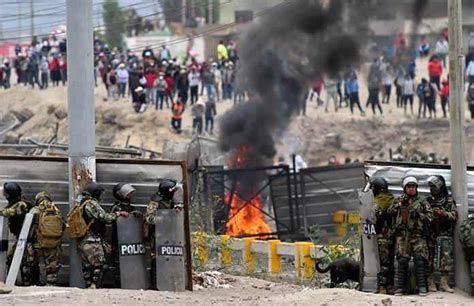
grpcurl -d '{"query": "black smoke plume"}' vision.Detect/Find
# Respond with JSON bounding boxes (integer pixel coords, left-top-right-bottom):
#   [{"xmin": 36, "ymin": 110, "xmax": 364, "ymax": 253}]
[{"xmin": 219, "ymin": 0, "xmax": 366, "ymax": 170}]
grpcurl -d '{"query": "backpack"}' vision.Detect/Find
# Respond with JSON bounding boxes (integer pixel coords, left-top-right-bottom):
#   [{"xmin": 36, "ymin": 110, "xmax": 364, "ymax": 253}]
[
  {"xmin": 66, "ymin": 198, "xmax": 92, "ymax": 240},
  {"xmin": 460, "ymin": 214, "xmax": 474, "ymax": 259},
  {"xmin": 37, "ymin": 200, "xmax": 64, "ymax": 248}
]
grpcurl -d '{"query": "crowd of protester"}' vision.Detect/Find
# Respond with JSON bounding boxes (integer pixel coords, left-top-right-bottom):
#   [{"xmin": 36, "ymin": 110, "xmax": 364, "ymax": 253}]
[
  {"xmin": 5, "ymin": 30, "xmax": 474, "ymax": 135},
  {"xmin": 0, "ymin": 35, "xmax": 241, "ymax": 136},
  {"xmin": 305, "ymin": 31, "xmax": 474, "ymax": 120}
]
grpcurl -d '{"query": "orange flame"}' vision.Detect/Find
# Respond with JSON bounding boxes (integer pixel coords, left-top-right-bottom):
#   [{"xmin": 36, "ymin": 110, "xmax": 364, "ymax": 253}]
[
  {"xmin": 225, "ymin": 192, "xmax": 272, "ymax": 238},
  {"xmin": 225, "ymin": 145, "xmax": 271, "ymax": 238}
]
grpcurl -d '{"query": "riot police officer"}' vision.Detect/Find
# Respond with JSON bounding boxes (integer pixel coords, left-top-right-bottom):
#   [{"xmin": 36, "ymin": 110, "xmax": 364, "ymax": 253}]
[
  {"xmin": 145, "ymin": 179, "xmax": 183, "ymax": 288},
  {"xmin": 371, "ymin": 177, "xmax": 395, "ymax": 294},
  {"xmin": 0, "ymin": 182, "xmax": 37, "ymax": 286},
  {"xmin": 426, "ymin": 175, "xmax": 456, "ymax": 293},
  {"xmin": 389, "ymin": 176, "xmax": 433, "ymax": 296}
]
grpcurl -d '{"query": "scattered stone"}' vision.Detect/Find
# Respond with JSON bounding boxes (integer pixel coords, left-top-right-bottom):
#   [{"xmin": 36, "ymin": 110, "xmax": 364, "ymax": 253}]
[
  {"xmin": 54, "ymin": 108, "xmax": 68, "ymax": 120},
  {"xmin": 0, "ymin": 282, "xmax": 12, "ymax": 294},
  {"xmin": 192, "ymin": 271, "xmax": 232, "ymax": 289},
  {"xmin": 2, "ymin": 132, "xmax": 19, "ymax": 144}
]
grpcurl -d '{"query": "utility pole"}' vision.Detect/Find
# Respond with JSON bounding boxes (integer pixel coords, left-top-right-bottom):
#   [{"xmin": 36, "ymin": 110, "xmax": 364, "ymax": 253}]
[
  {"xmin": 448, "ymin": 0, "xmax": 471, "ymax": 293},
  {"xmin": 182, "ymin": 0, "xmax": 187, "ymax": 26},
  {"xmin": 30, "ymin": 0, "xmax": 34, "ymax": 39},
  {"xmin": 66, "ymin": 0, "xmax": 95, "ymax": 288},
  {"xmin": 208, "ymin": 0, "xmax": 213, "ymax": 24},
  {"xmin": 18, "ymin": 2, "xmax": 22, "ymax": 42}
]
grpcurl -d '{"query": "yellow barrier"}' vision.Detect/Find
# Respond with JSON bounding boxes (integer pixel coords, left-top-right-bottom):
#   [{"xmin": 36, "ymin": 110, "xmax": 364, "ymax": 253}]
[
  {"xmin": 214, "ymin": 236, "xmax": 349, "ymax": 280},
  {"xmin": 268, "ymin": 240, "xmax": 281, "ymax": 274},
  {"xmin": 302, "ymin": 242, "xmax": 315, "ymax": 279},
  {"xmin": 220, "ymin": 235, "xmax": 232, "ymax": 268},
  {"xmin": 333, "ymin": 210, "xmax": 348, "ymax": 237},
  {"xmin": 243, "ymin": 238, "xmax": 256, "ymax": 274}
]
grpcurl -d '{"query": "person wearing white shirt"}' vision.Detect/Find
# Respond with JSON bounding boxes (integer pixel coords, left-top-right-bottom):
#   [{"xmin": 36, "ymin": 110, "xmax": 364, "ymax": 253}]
[
  {"xmin": 402, "ymin": 74, "xmax": 415, "ymax": 115},
  {"xmin": 435, "ymin": 37, "xmax": 449, "ymax": 68},
  {"xmin": 188, "ymin": 67, "xmax": 201, "ymax": 105}
]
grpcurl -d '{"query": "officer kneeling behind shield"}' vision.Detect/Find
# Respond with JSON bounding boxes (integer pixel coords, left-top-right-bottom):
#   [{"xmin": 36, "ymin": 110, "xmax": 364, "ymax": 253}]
[{"xmin": 145, "ymin": 179, "xmax": 183, "ymax": 289}]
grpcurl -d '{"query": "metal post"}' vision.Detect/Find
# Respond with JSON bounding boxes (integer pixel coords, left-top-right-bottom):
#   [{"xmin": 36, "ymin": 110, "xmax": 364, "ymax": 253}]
[
  {"xmin": 66, "ymin": 0, "xmax": 95, "ymax": 288},
  {"xmin": 182, "ymin": 0, "xmax": 187, "ymax": 25},
  {"xmin": 30, "ymin": 0, "xmax": 34, "ymax": 39},
  {"xmin": 18, "ymin": 2, "xmax": 22, "ymax": 41},
  {"xmin": 208, "ymin": 0, "xmax": 213, "ymax": 24},
  {"xmin": 448, "ymin": 0, "xmax": 471, "ymax": 293}
]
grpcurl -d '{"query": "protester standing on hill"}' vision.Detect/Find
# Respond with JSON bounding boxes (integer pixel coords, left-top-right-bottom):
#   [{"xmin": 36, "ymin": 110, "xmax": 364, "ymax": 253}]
[
  {"xmin": 325, "ymin": 77, "xmax": 339, "ymax": 112},
  {"xmin": 439, "ymin": 79, "xmax": 449, "ymax": 118},
  {"xmin": 380, "ymin": 59, "xmax": 393, "ymax": 104},
  {"xmin": 402, "ymin": 74, "xmax": 415, "ymax": 115},
  {"xmin": 435, "ymin": 36, "xmax": 449, "ymax": 68},
  {"xmin": 188, "ymin": 66, "xmax": 200, "ymax": 105},
  {"xmin": 428, "ymin": 55, "xmax": 443, "ymax": 91},
  {"xmin": 346, "ymin": 72, "xmax": 365, "ymax": 115},
  {"xmin": 171, "ymin": 96, "xmax": 185, "ymax": 134},
  {"xmin": 366, "ymin": 59, "xmax": 383, "ymax": 115},
  {"xmin": 205, "ymin": 96, "xmax": 217, "ymax": 135},
  {"xmin": 117, "ymin": 63, "xmax": 129, "ymax": 99}
]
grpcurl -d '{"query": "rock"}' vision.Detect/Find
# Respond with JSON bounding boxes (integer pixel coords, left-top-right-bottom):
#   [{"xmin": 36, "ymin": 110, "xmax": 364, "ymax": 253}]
[
  {"xmin": 324, "ymin": 133, "xmax": 342, "ymax": 149},
  {"xmin": 2, "ymin": 132, "xmax": 20, "ymax": 144},
  {"xmin": 12, "ymin": 108, "xmax": 34, "ymax": 123},
  {"xmin": 0, "ymin": 282, "xmax": 12, "ymax": 294},
  {"xmin": 102, "ymin": 111, "xmax": 118, "ymax": 125},
  {"xmin": 54, "ymin": 108, "xmax": 68, "ymax": 120}
]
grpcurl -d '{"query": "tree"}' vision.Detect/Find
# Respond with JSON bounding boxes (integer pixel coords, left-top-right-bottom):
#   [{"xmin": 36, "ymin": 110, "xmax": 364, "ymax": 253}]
[{"xmin": 102, "ymin": 0, "xmax": 126, "ymax": 49}]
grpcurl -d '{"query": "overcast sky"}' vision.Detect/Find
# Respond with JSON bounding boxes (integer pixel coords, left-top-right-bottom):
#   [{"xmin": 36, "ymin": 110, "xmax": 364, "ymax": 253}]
[{"xmin": 0, "ymin": 0, "xmax": 162, "ymax": 41}]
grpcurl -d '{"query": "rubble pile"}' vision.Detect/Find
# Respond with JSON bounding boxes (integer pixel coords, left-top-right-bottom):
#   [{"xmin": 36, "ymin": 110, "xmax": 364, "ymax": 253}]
[{"xmin": 192, "ymin": 271, "xmax": 234, "ymax": 290}]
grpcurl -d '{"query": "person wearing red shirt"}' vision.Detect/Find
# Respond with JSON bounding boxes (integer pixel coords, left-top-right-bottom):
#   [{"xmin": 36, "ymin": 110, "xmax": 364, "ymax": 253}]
[
  {"xmin": 164, "ymin": 72, "xmax": 174, "ymax": 105},
  {"xmin": 144, "ymin": 67, "xmax": 158, "ymax": 105},
  {"xmin": 428, "ymin": 55, "xmax": 443, "ymax": 90},
  {"xmin": 439, "ymin": 79, "xmax": 449, "ymax": 118},
  {"xmin": 171, "ymin": 95, "xmax": 185, "ymax": 134}
]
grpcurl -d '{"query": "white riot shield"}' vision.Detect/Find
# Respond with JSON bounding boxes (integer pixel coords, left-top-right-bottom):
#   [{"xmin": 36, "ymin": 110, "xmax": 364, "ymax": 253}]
[
  {"xmin": 6, "ymin": 213, "xmax": 34, "ymax": 286},
  {"xmin": 117, "ymin": 215, "xmax": 148, "ymax": 289},
  {"xmin": 359, "ymin": 183, "xmax": 380, "ymax": 292}
]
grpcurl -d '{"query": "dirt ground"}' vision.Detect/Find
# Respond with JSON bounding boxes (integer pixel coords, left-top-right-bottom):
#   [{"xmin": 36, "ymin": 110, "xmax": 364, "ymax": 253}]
[{"xmin": 0, "ymin": 275, "xmax": 472, "ymax": 305}]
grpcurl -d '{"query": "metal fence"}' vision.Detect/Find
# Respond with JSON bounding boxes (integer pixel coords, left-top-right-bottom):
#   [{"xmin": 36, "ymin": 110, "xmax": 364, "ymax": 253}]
[{"xmin": 0, "ymin": 155, "xmax": 192, "ymax": 289}]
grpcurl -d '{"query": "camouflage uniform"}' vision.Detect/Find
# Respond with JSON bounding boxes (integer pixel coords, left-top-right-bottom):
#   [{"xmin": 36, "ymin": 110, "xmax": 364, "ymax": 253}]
[
  {"xmin": 0, "ymin": 198, "xmax": 38, "ymax": 286},
  {"xmin": 374, "ymin": 192, "xmax": 395, "ymax": 293},
  {"xmin": 388, "ymin": 191, "xmax": 433, "ymax": 295},
  {"xmin": 29, "ymin": 195, "xmax": 63, "ymax": 286},
  {"xmin": 425, "ymin": 175, "xmax": 457, "ymax": 293},
  {"xmin": 145, "ymin": 195, "xmax": 175, "ymax": 260},
  {"xmin": 78, "ymin": 195, "xmax": 117, "ymax": 288}
]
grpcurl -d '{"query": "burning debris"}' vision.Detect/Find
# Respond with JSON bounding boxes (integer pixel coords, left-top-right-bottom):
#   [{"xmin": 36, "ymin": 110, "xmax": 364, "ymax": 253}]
[{"xmin": 224, "ymin": 146, "xmax": 272, "ymax": 238}]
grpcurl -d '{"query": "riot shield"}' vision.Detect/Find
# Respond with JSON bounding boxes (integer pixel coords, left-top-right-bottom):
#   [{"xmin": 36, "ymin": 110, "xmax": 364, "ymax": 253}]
[
  {"xmin": 359, "ymin": 183, "xmax": 380, "ymax": 292},
  {"xmin": 6, "ymin": 213, "xmax": 34, "ymax": 286},
  {"xmin": 117, "ymin": 215, "xmax": 148, "ymax": 289},
  {"xmin": 155, "ymin": 209, "xmax": 185, "ymax": 292},
  {"xmin": 0, "ymin": 216, "xmax": 8, "ymax": 282}
]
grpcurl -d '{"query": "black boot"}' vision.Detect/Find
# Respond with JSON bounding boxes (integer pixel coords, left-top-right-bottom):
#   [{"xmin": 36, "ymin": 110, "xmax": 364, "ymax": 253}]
[
  {"xmin": 414, "ymin": 256, "xmax": 428, "ymax": 296},
  {"xmin": 394, "ymin": 257, "xmax": 409, "ymax": 296}
]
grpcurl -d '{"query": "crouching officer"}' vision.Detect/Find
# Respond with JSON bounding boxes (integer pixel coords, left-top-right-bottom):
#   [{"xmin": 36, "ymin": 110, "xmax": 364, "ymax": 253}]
[
  {"xmin": 109, "ymin": 183, "xmax": 142, "ymax": 287},
  {"xmin": 389, "ymin": 177, "xmax": 433, "ymax": 296},
  {"xmin": 71, "ymin": 182, "xmax": 128, "ymax": 289},
  {"xmin": 145, "ymin": 179, "xmax": 183, "ymax": 288},
  {"xmin": 0, "ymin": 182, "xmax": 37, "ymax": 286},
  {"xmin": 371, "ymin": 177, "xmax": 395, "ymax": 294},
  {"xmin": 30, "ymin": 191, "xmax": 64, "ymax": 286},
  {"xmin": 426, "ymin": 175, "xmax": 456, "ymax": 293}
]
